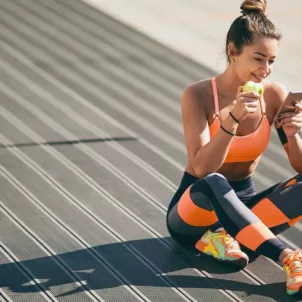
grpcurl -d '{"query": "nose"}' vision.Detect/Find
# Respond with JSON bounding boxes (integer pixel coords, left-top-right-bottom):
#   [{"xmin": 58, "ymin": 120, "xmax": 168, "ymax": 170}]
[{"xmin": 260, "ymin": 61, "xmax": 270, "ymax": 75}]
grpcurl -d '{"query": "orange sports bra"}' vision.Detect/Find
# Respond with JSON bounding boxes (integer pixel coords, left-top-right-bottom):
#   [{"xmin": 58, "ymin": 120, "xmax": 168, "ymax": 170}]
[{"xmin": 209, "ymin": 77, "xmax": 271, "ymax": 163}]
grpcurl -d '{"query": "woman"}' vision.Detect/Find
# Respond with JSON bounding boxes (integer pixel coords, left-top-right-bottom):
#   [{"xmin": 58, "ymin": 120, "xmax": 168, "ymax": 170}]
[{"xmin": 166, "ymin": 0, "xmax": 302, "ymax": 296}]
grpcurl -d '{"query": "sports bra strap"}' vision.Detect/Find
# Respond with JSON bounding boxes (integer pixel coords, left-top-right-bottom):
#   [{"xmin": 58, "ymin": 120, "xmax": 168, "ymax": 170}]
[
  {"xmin": 211, "ymin": 77, "xmax": 219, "ymax": 116},
  {"xmin": 259, "ymin": 96, "xmax": 266, "ymax": 115},
  {"xmin": 211, "ymin": 77, "xmax": 266, "ymax": 116}
]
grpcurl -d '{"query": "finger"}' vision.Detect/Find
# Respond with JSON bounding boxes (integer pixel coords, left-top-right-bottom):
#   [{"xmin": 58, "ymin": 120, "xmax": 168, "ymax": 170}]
[
  {"xmin": 277, "ymin": 111, "xmax": 302, "ymax": 120},
  {"xmin": 246, "ymin": 103, "xmax": 259, "ymax": 109},
  {"xmin": 280, "ymin": 117, "xmax": 302, "ymax": 126},
  {"xmin": 291, "ymin": 117, "xmax": 302, "ymax": 123},
  {"xmin": 240, "ymin": 91, "xmax": 261, "ymax": 98},
  {"xmin": 282, "ymin": 121, "xmax": 295, "ymax": 127},
  {"xmin": 241, "ymin": 97, "xmax": 259, "ymax": 103},
  {"xmin": 245, "ymin": 100, "xmax": 259, "ymax": 107},
  {"xmin": 281, "ymin": 117, "xmax": 294, "ymax": 124},
  {"xmin": 246, "ymin": 105, "xmax": 259, "ymax": 111},
  {"xmin": 294, "ymin": 103, "xmax": 302, "ymax": 112},
  {"xmin": 237, "ymin": 86, "xmax": 244, "ymax": 96},
  {"xmin": 246, "ymin": 108, "xmax": 258, "ymax": 114},
  {"xmin": 288, "ymin": 121, "xmax": 302, "ymax": 128},
  {"xmin": 295, "ymin": 102, "xmax": 302, "ymax": 108},
  {"xmin": 282, "ymin": 120, "xmax": 302, "ymax": 129},
  {"xmin": 278, "ymin": 112, "xmax": 297, "ymax": 119},
  {"xmin": 292, "ymin": 114, "xmax": 302, "ymax": 119}
]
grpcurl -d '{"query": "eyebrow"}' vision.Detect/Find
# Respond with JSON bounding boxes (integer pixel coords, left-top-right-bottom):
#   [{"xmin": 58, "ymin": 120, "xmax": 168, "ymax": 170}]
[{"xmin": 254, "ymin": 52, "xmax": 276, "ymax": 58}]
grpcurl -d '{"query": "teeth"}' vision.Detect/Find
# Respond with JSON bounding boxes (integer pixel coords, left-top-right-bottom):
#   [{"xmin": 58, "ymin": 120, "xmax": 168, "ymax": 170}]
[{"xmin": 254, "ymin": 74, "xmax": 264, "ymax": 80}]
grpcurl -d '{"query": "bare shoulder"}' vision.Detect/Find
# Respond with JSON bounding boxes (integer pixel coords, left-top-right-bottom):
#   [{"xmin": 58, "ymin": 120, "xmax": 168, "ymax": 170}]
[
  {"xmin": 262, "ymin": 80, "xmax": 288, "ymax": 119},
  {"xmin": 181, "ymin": 78, "xmax": 212, "ymax": 112},
  {"xmin": 263, "ymin": 80, "xmax": 288, "ymax": 109},
  {"xmin": 181, "ymin": 79, "xmax": 212, "ymax": 169}
]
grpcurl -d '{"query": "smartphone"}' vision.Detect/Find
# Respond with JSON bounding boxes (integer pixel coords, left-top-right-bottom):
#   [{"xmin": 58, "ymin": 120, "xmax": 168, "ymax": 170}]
[{"xmin": 278, "ymin": 91, "xmax": 302, "ymax": 115}]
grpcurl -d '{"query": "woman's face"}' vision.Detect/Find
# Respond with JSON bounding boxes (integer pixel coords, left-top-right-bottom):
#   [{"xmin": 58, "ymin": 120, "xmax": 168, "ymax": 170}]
[{"xmin": 232, "ymin": 37, "xmax": 278, "ymax": 83}]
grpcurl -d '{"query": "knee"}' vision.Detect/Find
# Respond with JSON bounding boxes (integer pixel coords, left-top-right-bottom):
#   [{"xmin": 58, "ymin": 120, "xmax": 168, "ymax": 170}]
[
  {"xmin": 190, "ymin": 180, "xmax": 213, "ymax": 211},
  {"xmin": 190, "ymin": 174, "xmax": 228, "ymax": 208},
  {"xmin": 204, "ymin": 173, "xmax": 227, "ymax": 181},
  {"xmin": 191, "ymin": 173, "xmax": 226, "ymax": 193},
  {"xmin": 203, "ymin": 173, "xmax": 229, "ymax": 189},
  {"xmin": 201, "ymin": 173, "xmax": 235, "ymax": 198}
]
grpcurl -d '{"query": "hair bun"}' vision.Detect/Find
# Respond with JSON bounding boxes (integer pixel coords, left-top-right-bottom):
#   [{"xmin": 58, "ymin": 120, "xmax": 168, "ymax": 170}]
[{"xmin": 240, "ymin": 0, "xmax": 267, "ymax": 15}]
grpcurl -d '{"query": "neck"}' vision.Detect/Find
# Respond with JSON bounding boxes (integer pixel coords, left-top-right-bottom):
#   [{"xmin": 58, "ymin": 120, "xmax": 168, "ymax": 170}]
[{"xmin": 215, "ymin": 67, "xmax": 245, "ymax": 100}]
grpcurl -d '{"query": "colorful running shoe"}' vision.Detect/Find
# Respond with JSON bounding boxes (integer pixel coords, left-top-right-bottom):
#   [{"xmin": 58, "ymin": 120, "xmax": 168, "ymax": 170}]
[
  {"xmin": 282, "ymin": 249, "xmax": 302, "ymax": 296},
  {"xmin": 195, "ymin": 229, "xmax": 249, "ymax": 267}
]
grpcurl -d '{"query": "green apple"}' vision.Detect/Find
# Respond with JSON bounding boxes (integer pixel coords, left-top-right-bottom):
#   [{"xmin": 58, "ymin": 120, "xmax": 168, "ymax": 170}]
[{"xmin": 243, "ymin": 81, "xmax": 264, "ymax": 96}]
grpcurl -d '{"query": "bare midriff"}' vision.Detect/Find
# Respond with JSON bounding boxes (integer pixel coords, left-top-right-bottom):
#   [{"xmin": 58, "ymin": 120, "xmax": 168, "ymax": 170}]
[{"xmin": 185, "ymin": 158, "xmax": 260, "ymax": 181}]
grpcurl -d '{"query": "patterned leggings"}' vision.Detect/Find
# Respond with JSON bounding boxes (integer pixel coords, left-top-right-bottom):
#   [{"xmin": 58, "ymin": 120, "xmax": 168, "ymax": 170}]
[{"xmin": 167, "ymin": 172, "xmax": 302, "ymax": 262}]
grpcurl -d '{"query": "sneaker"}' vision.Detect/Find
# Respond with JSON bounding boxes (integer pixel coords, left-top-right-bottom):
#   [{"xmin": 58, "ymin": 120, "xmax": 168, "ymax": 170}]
[
  {"xmin": 282, "ymin": 249, "xmax": 302, "ymax": 296},
  {"xmin": 195, "ymin": 229, "xmax": 249, "ymax": 268}
]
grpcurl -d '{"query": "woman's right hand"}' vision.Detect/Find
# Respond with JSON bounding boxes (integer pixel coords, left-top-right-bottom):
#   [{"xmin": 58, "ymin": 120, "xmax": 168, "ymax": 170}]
[{"xmin": 231, "ymin": 86, "xmax": 261, "ymax": 122}]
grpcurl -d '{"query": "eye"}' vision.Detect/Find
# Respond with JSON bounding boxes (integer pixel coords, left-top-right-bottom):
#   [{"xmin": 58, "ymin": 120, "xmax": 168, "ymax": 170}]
[
  {"xmin": 269, "ymin": 60, "xmax": 275, "ymax": 65},
  {"xmin": 255, "ymin": 58, "xmax": 262, "ymax": 62}
]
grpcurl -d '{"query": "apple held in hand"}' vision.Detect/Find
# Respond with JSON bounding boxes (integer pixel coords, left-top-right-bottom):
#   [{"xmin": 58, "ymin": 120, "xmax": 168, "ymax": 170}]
[{"xmin": 243, "ymin": 81, "xmax": 264, "ymax": 96}]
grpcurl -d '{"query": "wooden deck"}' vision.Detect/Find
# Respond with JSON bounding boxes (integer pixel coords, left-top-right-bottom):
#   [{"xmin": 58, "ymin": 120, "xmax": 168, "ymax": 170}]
[{"xmin": 0, "ymin": 1, "xmax": 301, "ymax": 301}]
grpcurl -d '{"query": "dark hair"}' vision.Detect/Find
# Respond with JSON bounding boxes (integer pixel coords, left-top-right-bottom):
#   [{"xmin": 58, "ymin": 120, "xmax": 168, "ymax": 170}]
[{"xmin": 226, "ymin": 0, "xmax": 282, "ymax": 63}]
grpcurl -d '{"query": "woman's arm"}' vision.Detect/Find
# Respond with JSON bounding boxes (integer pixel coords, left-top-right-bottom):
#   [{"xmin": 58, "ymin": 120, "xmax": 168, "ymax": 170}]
[
  {"xmin": 272, "ymin": 83, "xmax": 302, "ymax": 173},
  {"xmin": 286, "ymin": 133, "xmax": 302, "ymax": 173},
  {"xmin": 182, "ymin": 84, "xmax": 237, "ymax": 178},
  {"xmin": 182, "ymin": 83, "xmax": 258, "ymax": 178},
  {"xmin": 276, "ymin": 122, "xmax": 302, "ymax": 173}
]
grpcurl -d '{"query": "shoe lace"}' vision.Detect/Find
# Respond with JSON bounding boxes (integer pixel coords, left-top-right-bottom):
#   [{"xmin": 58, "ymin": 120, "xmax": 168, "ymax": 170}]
[
  {"xmin": 223, "ymin": 233, "xmax": 240, "ymax": 249},
  {"xmin": 283, "ymin": 249, "xmax": 302, "ymax": 277}
]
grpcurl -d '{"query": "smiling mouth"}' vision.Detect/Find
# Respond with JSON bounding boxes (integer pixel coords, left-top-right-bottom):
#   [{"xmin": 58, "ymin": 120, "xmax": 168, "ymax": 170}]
[{"xmin": 252, "ymin": 74, "xmax": 266, "ymax": 82}]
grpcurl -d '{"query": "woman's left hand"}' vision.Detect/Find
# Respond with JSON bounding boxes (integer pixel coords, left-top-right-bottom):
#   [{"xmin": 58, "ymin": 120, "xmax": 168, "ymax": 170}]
[{"xmin": 277, "ymin": 103, "xmax": 302, "ymax": 137}]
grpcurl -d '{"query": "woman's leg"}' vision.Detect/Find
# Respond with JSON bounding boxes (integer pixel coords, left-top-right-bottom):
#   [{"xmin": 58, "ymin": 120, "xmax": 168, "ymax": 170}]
[
  {"xmin": 245, "ymin": 174, "xmax": 302, "ymax": 235},
  {"xmin": 248, "ymin": 173, "xmax": 302, "ymax": 297},
  {"xmin": 168, "ymin": 173, "xmax": 302, "ymax": 255},
  {"xmin": 270, "ymin": 215, "xmax": 302, "ymax": 235},
  {"xmin": 168, "ymin": 172, "xmax": 302, "ymax": 294},
  {"xmin": 167, "ymin": 174, "xmax": 249, "ymax": 266},
  {"xmin": 166, "ymin": 172, "xmax": 208, "ymax": 246},
  {"xmin": 201, "ymin": 173, "xmax": 301, "ymax": 262},
  {"xmin": 167, "ymin": 183, "xmax": 218, "ymax": 245}
]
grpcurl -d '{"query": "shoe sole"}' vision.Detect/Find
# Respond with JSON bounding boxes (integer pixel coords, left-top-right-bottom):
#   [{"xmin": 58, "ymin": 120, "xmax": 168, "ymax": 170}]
[
  {"xmin": 200, "ymin": 251, "xmax": 249, "ymax": 269},
  {"xmin": 287, "ymin": 285, "xmax": 302, "ymax": 296}
]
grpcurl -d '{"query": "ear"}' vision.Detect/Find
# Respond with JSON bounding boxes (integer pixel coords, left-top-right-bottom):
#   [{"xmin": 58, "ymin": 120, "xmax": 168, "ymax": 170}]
[{"xmin": 227, "ymin": 42, "xmax": 237, "ymax": 62}]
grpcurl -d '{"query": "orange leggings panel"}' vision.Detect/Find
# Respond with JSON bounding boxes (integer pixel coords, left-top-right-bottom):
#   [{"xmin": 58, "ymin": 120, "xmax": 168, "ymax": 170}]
[
  {"xmin": 288, "ymin": 215, "xmax": 302, "ymax": 227},
  {"xmin": 235, "ymin": 222, "xmax": 276, "ymax": 251},
  {"xmin": 286, "ymin": 179, "xmax": 297, "ymax": 187},
  {"xmin": 177, "ymin": 186, "xmax": 218, "ymax": 227},
  {"xmin": 251, "ymin": 198, "xmax": 289, "ymax": 228}
]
